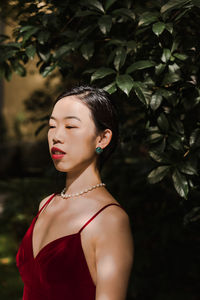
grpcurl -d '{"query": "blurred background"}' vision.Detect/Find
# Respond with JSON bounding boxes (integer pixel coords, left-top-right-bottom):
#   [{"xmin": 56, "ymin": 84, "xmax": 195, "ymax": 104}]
[{"xmin": 0, "ymin": 1, "xmax": 200, "ymax": 299}]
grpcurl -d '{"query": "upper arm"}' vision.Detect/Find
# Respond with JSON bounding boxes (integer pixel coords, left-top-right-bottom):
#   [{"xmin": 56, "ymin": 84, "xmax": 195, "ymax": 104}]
[{"xmin": 95, "ymin": 206, "xmax": 134, "ymax": 300}]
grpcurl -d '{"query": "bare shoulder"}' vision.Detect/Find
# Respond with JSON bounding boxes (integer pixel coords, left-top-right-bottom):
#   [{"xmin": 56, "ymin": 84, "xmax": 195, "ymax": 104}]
[
  {"xmin": 38, "ymin": 193, "xmax": 55, "ymax": 211},
  {"xmin": 92, "ymin": 195, "xmax": 133, "ymax": 242}
]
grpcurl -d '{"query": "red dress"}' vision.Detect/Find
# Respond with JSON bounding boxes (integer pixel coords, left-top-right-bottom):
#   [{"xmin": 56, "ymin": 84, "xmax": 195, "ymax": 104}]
[{"xmin": 16, "ymin": 193, "xmax": 123, "ymax": 300}]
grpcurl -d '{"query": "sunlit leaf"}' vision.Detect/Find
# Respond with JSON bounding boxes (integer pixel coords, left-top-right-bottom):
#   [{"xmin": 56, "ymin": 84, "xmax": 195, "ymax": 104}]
[
  {"xmin": 114, "ymin": 47, "xmax": 127, "ymax": 71},
  {"xmin": 26, "ymin": 45, "xmax": 36, "ymax": 59},
  {"xmin": 116, "ymin": 74, "xmax": 134, "ymax": 96},
  {"xmin": 112, "ymin": 8, "xmax": 135, "ymax": 20},
  {"xmin": 91, "ymin": 68, "xmax": 116, "ymax": 82},
  {"xmin": 161, "ymin": 48, "xmax": 171, "ymax": 63},
  {"xmin": 85, "ymin": 0, "xmax": 105, "ymax": 13},
  {"xmin": 150, "ymin": 93, "xmax": 163, "ymax": 110},
  {"xmin": 161, "ymin": 0, "xmax": 191, "ymax": 14},
  {"xmin": 132, "ymin": 82, "xmax": 152, "ymax": 106},
  {"xmin": 126, "ymin": 60, "xmax": 156, "ymax": 74},
  {"xmin": 148, "ymin": 166, "xmax": 170, "ymax": 184},
  {"xmin": 173, "ymin": 53, "xmax": 188, "ymax": 61},
  {"xmin": 103, "ymin": 82, "xmax": 117, "ymax": 94},
  {"xmin": 81, "ymin": 42, "xmax": 94, "ymax": 60},
  {"xmin": 138, "ymin": 12, "xmax": 159, "ymax": 26},
  {"xmin": 41, "ymin": 64, "xmax": 56, "ymax": 77},
  {"xmin": 172, "ymin": 169, "xmax": 189, "ymax": 199},
  {"xmin": 152, "ymin": 22, "xmax": 166, "ymax": 36},
  {"xmin": 98, "ymin": 15, "xmax": 112, "ymax": 34}
]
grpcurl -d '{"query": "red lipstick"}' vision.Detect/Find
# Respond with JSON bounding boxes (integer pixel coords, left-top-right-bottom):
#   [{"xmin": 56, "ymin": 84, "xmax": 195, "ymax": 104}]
[{"xmin": 51, "ymin": 147, "xmax": 66, "ymax": 160}]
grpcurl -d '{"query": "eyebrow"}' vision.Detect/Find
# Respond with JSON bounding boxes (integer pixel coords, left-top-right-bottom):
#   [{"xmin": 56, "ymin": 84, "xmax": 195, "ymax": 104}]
[{"xmin": 50, "ymin": 116, "xmax": 81, "ymax": 122}]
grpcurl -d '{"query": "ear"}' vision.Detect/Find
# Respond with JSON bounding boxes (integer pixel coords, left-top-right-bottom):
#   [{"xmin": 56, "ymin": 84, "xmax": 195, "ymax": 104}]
[{"xmin": 96, "ymin": 129, "xmax": 112, "ymax": 149}]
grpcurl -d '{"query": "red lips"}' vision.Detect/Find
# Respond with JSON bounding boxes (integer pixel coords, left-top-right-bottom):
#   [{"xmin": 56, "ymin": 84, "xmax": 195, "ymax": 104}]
[
  {"xmin": 51, "ymin": 147, "xmax": 66, "ymax": 160},
  {"xmin": 51, "ymin": 147, "xmax": 66, "ymax": 154}
]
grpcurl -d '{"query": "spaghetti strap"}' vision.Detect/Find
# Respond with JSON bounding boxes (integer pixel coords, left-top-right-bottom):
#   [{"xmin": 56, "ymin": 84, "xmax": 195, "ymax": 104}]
[
  {"xmin": 79, "ymin": 203, "xmax": 123, "ymax": 233},
  {"xmin": 35, "ymin": 193, "xmax": 57, "ymax": 218}
]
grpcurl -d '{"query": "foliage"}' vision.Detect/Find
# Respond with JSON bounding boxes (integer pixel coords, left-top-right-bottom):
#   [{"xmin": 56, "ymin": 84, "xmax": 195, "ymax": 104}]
[{"xmin": 1, "ymin": 0, "xmax": 200, "ymax": 199}]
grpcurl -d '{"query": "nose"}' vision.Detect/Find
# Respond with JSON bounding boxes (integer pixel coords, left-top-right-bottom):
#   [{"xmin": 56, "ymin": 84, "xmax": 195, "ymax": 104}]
[{"xmin": 52, "ymin": 128, "xmax": 64, "ymax": 144}]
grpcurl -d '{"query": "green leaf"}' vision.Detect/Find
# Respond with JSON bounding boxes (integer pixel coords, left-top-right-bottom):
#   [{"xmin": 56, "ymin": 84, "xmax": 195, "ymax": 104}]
[
  {"xmin": 168, "ymin": 63, "xmax": 180, "ymax": 73},
  {"xmin": 85, "ymin": 0, "xmax": 105, "ymax": 13},
  {"xmin": 19, "ymin": 25, "xmax": 38, "ymax": 33},
  {"xmin": 105, "ymin": 0, "xmax": 117, "ymax": 10},
  {"xmin": 132, "ymin": 82, "xmax": 152, "ymax": 106},
  {"xmin": 126, "ymin": 60, "xmax": 156, "ymax": 74},
  {"xmin": 41, "ymin": 64, "xmax": 56, "ymax": 77},
  {"xmin": 22, "ymin": 27, "xmax": 39, "ymax": 43},
  {"xmin": 11, "ymin": 61, "xmax": 26, "ymax": 76},
  {"xmin": 26, "ymin": 45, "xmax": 36, "ymax": 59},
  {"xmin": 148, "ymin": 132, "xmax": 164, "ymax": 144},
  {"xmin": 189, "ymin": 128, "xmax": 200, "ymax": 147},
  {"xmin": 161, "ymin": 0, "xmax": 191, "ymax": 14},
  {"xmin": 116, "ymin": 74, "xmax": 134, "ymax": 96},
  {"xmin": 38, "ymin": 31, "xmax": 50, "ymax": 45},
  {"xmin": 165, "ymin": 23, "xmax": 173, "ymax": 34},
  {"xmin": 155, "ymin": 63, "xmax": 166, "ymax": 75},
  {"xmin": 114, "ymin": 47, "xmax": 127, "ymax": 71},
  {"xmin": 98, "ymin": 15, "xmax": 112, "ymax": 34},
  {"xmin": 81, "ymin": 42, "xmax": 94, "ymax": 60},
  {"xmin": 179, "ymin": 162, "xmax": 198, "ymax": 175},
  {"xmin": 112, "ymin": 8, "xmax": 135, "ymax": 20},
  {"xmin": 161, "ymin": 48, "xmax": 171, "ymax": 63},
  {"xmin": 150, "ymin": 93, "xmax": 163, "ymax": 110},
  {"xmin": 149, "ymin": 151, "xmax": 169, "ymax": 163},
  {"xmin": 3, "ymin": 42, "xmax": 21, "ymax": 49},
  {"xmin": 148, "ymin": 166, "xmax": 170, "ymax": 184},
  {"xmin": 39, "ymin": 51, "xmax": 51, "ymax": 62},
  {"xmin": 91, "ymin": 68, "xmax": 116, "ymax": 82},
  {"xmin": 0, "ymin": 49, "xmax": 18, "ymax": 62},
  {"xmin": 168, "ymin": 134, "xmax": 184, "ymax": 151},
  {"xmin": 173, "ymin": 53, "xmax": 188, "ymax": 61},
  {"xmin": 54, "ymin": 44, "xmax": 72, "ymax": 59},
  {"xmin": 126, "ymin": 40, "xmax": 137, "ymax": 53},
  {"xmin": 157, "ymin": 113, "xmax": 169, "ymax": 132},
  {"xmin": 103, "ymin": 82, "xmax": 117, "ymax": 94},
  {"xmin": 138, "ymin": 12, "xmax": 159, "ymax": 27},
  {"xmin": 162, "ymin": 72, "xmax": 181, "ymax": 86},
  {"xmin": 172, "ymin": 169, "xmax": 189, "ymax": 199},
  {"xmin": 152, "ymin": 22, "xmax": 166, "ymax": 36}
]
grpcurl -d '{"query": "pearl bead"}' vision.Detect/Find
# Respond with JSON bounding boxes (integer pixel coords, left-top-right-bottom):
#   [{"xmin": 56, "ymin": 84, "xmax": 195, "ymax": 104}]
[{"xmin": 60, "ymin": 183, "xmax": 106, "ymax": 199}]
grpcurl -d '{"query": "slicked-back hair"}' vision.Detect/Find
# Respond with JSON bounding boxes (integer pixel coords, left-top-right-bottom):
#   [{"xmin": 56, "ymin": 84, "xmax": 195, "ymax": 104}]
[{"xmin": 55, "ymin": 85, "xmax": 119, "ymax": 171}]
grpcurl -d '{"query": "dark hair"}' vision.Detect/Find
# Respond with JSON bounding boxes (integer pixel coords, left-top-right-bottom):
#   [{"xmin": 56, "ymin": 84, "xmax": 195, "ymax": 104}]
[{"xmin": 55, "ymin": 85, "xmax": 119, "ymax": 171}]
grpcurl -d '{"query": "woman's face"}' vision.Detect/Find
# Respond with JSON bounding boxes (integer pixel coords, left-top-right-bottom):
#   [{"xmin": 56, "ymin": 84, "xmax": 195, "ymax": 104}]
[{"xmin": 48, "ymin": 95, "xmax": 99, "ymax": 173}]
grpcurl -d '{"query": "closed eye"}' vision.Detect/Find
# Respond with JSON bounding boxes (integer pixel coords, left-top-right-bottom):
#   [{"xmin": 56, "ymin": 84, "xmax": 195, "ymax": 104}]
[{"xmin": 66, "ymin": 126, "xmax": 76, "ymax": 129}]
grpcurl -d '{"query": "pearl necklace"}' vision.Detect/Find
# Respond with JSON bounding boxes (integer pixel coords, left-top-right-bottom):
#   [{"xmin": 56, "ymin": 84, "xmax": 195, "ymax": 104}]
[{"xmin": 60, "ymin": 182, "xmax": 106, "ymax": 199}]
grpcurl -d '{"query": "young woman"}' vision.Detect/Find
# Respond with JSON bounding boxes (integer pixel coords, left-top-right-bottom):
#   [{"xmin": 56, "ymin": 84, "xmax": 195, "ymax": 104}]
[{"xmin": 16, "ymin": 86, "xmax": 134, "ymax": 300}]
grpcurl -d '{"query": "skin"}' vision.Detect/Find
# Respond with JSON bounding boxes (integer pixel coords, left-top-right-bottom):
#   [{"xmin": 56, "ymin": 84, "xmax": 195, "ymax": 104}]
[{"xmin": 32, "ymin": 95, "xmax": 134, "ymax": 300}]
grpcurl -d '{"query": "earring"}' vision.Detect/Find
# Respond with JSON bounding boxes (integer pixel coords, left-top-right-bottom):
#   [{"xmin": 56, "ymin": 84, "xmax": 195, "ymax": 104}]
[{"xmin": 95, "ymin": 147, "xmax": 103, "ymax": 154}]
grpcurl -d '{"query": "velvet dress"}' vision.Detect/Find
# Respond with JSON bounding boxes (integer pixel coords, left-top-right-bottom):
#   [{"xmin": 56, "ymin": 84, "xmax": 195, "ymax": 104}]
[{"xmin": 16, "ymin": 193, "xmax": 122, "ymax": 300}]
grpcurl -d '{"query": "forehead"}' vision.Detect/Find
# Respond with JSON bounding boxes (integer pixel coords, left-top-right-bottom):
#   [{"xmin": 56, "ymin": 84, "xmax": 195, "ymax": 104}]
[{"xmin": 51, "ymin": 95, "xmax": 91, "ymax": 120}]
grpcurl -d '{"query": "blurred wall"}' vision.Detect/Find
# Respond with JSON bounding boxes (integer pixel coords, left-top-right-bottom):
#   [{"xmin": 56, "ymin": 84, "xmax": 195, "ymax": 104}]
[{"xmin": 2, "ymin": 24, "xmax": 47, "ymax": 139}]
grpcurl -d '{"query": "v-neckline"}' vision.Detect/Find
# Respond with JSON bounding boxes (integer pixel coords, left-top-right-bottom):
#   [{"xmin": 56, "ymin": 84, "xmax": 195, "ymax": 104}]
[{"xmin": 31, "ymin": 215, "xmax": 81, "ymax": 260}]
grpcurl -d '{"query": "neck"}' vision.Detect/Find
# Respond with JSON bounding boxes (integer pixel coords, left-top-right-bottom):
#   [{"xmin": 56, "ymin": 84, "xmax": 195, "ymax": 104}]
[{"xmin": 65, "ymin": 163, "xmax": 102, "ymax": 194}]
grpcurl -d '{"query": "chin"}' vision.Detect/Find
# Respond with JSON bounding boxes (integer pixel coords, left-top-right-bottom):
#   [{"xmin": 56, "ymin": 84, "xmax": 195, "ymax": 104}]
[{"xmin": 52, "ymin": 161, "xmax": 73, "ymax": 173}]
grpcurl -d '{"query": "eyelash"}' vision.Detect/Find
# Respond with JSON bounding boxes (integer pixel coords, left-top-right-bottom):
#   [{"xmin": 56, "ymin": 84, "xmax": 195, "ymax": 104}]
[{"xmin": 48, "ymin": 126, "xmax": 75, "ymax": 129}]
